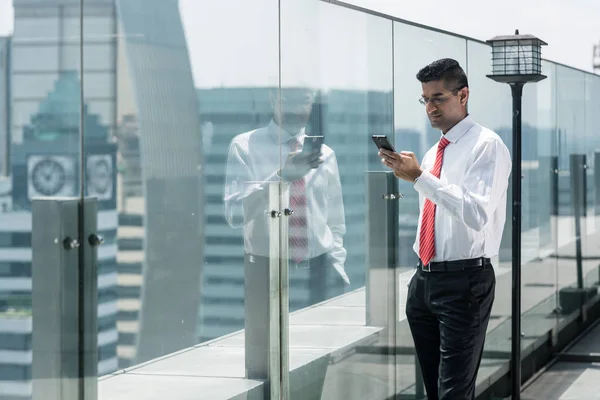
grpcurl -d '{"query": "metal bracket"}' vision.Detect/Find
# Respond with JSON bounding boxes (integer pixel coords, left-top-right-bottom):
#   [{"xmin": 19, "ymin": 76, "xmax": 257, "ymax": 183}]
[
  {"xmin": 382, "ymin": 193, "xmax": 403, "ymax": 200},
  {"xmin": 88, "ymin": 234, "xmax": 104, "ymax": 247},
  {"xmin": 270, "ymin": 210, "xmax": 282, "ymax": 218},
  {"xmin": 63, "ymin": 237, "xmax": 80, "ymax": 250},
  {"xmin": 554, "ymin": 352, "xmax": 600, "ymax": 363}
]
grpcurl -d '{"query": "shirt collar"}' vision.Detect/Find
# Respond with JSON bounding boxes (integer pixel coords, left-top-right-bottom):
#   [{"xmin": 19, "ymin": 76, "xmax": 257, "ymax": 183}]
[
  {"xmin": 442, "ymin": 114, "xmax": 475, "ymax": 143},
  {"xmin": 268, "ymin": 119, "xmax": 306, "ymax": 145}
]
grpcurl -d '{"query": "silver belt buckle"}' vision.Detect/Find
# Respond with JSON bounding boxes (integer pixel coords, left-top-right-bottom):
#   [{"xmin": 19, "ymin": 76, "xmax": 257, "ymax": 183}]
[{"xmin": 422, "ymin": 263, "xmax": 431, "ymax": 272}]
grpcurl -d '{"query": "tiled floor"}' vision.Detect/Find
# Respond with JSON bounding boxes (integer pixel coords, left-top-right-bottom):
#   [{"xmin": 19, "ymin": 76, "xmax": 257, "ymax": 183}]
[
  {"xmin": 522, "ymin": 323, "xmax": 600, "ymax": 400},
  {"xmin": 98, "ymin": 218, "xmax": 600, "ymax": 399}
]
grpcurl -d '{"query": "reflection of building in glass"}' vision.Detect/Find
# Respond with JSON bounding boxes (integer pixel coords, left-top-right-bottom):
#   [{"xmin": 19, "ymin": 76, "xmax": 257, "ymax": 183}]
[
  {"xmin": 0, "ymin": 36, "xmax": 10, "ymax": 177},
  {"xmin": 0, "ymin": 1, "xmax": 119, "ymax": 397},
  {"xmin": 196, "ymin": 88, "xmax": 271, "ymax": 341},
  {"xmin": 116, "ymin": 0, "xmax": 204, "ymax": 366},
  {"xmin": 115, "ymin": 114, "xmax": 141, "ymax": 210},
  {"xmin": 0, "ymin": 71, "xmax": 118, "ymax": 399},
  {"xmin": 113, "ymin": 114, "xmax": 144, "ymax": 369},
  {"xmin": 2, "ymin": 0, "xmax": 204, "ymax": 374},
  {"xmin": 112, "ymin": 113, "xmax": 144, "ymax": 367}
]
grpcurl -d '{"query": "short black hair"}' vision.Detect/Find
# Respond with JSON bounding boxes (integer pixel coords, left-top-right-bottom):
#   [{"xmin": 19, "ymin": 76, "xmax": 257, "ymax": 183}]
[{"xmin": 416, "ymin": 58, "xmax": 469, "ymax": 91}]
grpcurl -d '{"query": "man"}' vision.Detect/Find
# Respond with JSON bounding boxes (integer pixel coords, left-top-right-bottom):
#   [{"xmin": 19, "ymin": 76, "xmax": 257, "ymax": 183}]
[
  {"xmin": 379, "ymin": 58, "xmax": 512, "ymax": 399},
  {"xmin": 223, "ymin": 87, "xmax": 349, "ymax": 378}
]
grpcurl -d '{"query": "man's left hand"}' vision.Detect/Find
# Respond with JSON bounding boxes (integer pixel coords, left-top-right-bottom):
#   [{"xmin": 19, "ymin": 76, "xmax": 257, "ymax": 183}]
[{"xmin": 379, "ymin": 149, "xmax": 423, "ymax": 182}]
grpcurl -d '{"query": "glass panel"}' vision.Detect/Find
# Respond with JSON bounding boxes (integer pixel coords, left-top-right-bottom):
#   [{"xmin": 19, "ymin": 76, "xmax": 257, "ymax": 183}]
[
  {"xmin": 0, "ymin": 39, "xmax": 8, "ymax": 177},
  {"xmin": 280, "ymin": 0, "xmax": 395, "ymax": 397},
  {"xmin": 13, "ymin": 18, "xmax": 60, "ymax": 42},
  {"xmin": 590, "ymin": 73, "xmax": 600, "ymax": 289},
  {"xmin": 584, "ymin": 73, "xmax": 600, "ymax": 270},
  {"xmin": 396, "ymin": 28, "xmax": 509, "ymax": 396},
  {"xmin": 12, "ymin": 73, "xmax": 61, "ymax": 100},
  {"xmin": 531, "ymin": 60, "xmax": 563, "ymax": 337},
  {"xmin": 521, "ymin": 59, "xmax": 563, "ymax": 355},
  {"xmin": 555, "ymin": 65, "xmax": 594, "ymax": 316},
  {"xmin": 191, "ymin": 0, "xmax": 280, "ymax": 378},
  {"xmin": 521, "ymin": 74, "xmax": 540, "ymax": 270},
  {"xmin": 93, "ymin": 0, "xmax": 283, "ymax": 396},
  {"xmin": 63, "ymin": 17, "xmax": 116, "ymax": 41},
  {"xmin": 394, "ymin": 25, "xmax": 467, "ymax": 154},
  {"xmin": 395, "ymin": 24, "xmax": 477, "ymax": 399},
  {"xmin": 536, "ymin": 61, "xmax": 558, "ymax": 263},
  {"xmin": 86, "ymin": 100, "xmax": 116, "ymax": 128},
  {"xmin": 396, "ymin": 22, "xmax": 485, "ymax": 399},
  {"xmin": 13, "ymin": 101, "xmax": 55, "ymax": 132},
  {"xmin": 61, "ymin": 44, "xmax": 116, "ymax": 71},
  {"xmin": 56, "ymin": 1, "xmax": 600, "ymax": 399},
  {"xmin": 464, "ymin": 39, "xmax": 516, "ymax": 375},
  {"xmin": 12, "ymin": 46, "xmax": 59, "ymax": 71},
  {"xmin": 394, "ymin": 24, "xmax": 471, "ymax": 398},
  {"xmin": 394, "ymin": 23, "xmax": 467, "ymax": 276},
  {"xmin": 1, "ymin": 5, "xmax": 82, "ymax": 400},
  {"xmin": 79, "ymin": 72, "xmax": 115, "ymax": 99},
  {"xmin": 88, "ymin": 2, "xmax": 196, "ymax": 376},
  {"xmin": 82, "ymin": 1, "xmax": 119, "ymax": 380}
]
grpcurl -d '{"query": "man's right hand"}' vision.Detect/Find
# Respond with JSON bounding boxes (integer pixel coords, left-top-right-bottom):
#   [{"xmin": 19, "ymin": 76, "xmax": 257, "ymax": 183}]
[{"xmin": 280, "ymin": 150, "xmax": 323, "ymax": 181}]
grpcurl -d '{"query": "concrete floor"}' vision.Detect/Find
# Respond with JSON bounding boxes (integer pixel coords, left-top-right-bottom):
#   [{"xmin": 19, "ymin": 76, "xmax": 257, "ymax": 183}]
[
  {"xmin": 522, "ymin": 323, "xmax": 600, "ymax": 400},
  {"xmin": 98, "ymin": 215, "xmax": 600, "ymax": 399}
]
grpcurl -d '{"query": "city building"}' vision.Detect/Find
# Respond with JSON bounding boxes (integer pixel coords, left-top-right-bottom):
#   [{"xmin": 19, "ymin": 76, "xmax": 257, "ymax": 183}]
[{"xmin": 0, "ymin": 36, "xmax": 10, "ymax": 176}]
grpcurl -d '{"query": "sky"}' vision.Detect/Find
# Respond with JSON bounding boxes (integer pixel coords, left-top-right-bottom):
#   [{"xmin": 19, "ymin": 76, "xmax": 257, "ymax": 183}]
[
  {"xmin": 0, "ymin": 0, "xmax": 595, "ymax": 137},
  {"xmin": 0, "ymin": 0, "xmax": 598, "ymax": 89},
  {"xmin": 343, "ymin": 0, "xmax": 599, "ymax": 74}
]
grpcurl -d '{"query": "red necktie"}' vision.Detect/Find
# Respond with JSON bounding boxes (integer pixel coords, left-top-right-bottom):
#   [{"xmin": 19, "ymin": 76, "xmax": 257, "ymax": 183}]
[
  {"xmin": 419, "ymin": 137, "xmax": 450, "ymax": 266},
  {"xmin": 288, "ymin": 139, "xmax": 308, "ymax": 263}
]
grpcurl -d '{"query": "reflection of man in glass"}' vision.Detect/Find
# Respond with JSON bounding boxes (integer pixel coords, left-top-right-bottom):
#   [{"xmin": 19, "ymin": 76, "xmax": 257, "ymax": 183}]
[
  {"xmin": 224, "ymin": 87, "xmax": 348, "ymax": 378},
  {"xmin": 224, "ymin": 88, "xmax": 349, "ymax": 290},
  {"xmin": 379, "ymin": 59, "xmax": 511, "ymax": 399}
]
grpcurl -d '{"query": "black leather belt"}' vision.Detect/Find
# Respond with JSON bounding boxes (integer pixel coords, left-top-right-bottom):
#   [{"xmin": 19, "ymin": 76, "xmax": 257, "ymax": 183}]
[{"xmin": 419, "ymin": 257, "xmax": 491, "ymax": 272}]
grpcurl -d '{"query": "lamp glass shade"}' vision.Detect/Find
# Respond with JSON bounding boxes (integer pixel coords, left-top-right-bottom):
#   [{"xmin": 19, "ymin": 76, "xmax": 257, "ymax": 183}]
[{"xmin": 487, "ymin": 33, "xmax": 547, "ymax": 77}]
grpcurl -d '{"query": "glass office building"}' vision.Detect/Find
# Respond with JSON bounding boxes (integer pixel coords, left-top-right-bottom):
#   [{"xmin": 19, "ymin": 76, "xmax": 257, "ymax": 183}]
[
  {"xmin": 0, "ymin": 36, "xmax": 10, "ymax": 177},
  {"xmin": 0, "ymin": 0, "xmax": 599, "ymax": 399}
]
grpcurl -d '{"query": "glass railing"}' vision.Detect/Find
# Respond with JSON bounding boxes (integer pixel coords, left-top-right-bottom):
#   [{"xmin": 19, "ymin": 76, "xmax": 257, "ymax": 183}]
[{"xmin": 0, "ymin": 0, "xmax": 599, "ymax": 399}]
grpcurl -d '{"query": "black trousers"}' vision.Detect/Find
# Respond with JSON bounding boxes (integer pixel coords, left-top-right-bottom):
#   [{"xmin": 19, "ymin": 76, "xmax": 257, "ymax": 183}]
[{"xmin": 406, "ymin": 263, "xmax": 495, "ymax": 400}]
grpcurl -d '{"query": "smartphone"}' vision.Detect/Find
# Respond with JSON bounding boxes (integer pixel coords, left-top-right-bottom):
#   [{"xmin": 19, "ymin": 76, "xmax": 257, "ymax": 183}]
[
  {"xmin": 372, "ymin": 135, "xmax": 395, "ymax": 152},
  {"xmin": 301, "ymin": 135, "xmax": 324, "ymax": 155}
]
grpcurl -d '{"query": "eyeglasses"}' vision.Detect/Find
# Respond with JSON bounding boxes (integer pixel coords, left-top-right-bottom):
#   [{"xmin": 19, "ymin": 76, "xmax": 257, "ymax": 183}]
[
  {"xmin": 418, "ymin": 86, "xmax": 466, "ymax": 106},
  {"xmin": 418, "ymin": 95, "xmax": 452, "ymax": 106}
]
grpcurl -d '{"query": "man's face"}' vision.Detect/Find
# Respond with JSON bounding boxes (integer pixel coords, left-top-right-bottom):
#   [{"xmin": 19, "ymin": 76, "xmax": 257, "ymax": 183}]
[
  {"xmin": 271, "ymin": 88, "xmax": 315, "ymax": 133},
  {"xmin": 420, "ymin": 80, "xmax": 468, "ymax": 132}
]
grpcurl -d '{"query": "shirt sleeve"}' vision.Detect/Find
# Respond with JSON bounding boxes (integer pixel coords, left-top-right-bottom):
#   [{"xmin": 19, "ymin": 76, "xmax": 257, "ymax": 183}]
[
  {"xmin": 223, "ymin": 140, "xmax": 278, "ymax": 229},
  {"xmin": 413, "ymin": 138, "xmax": 512, "ymax": 232},
  {"xmin": 325, "ymin": 152, "xmax": 349, "ymax": 284}
]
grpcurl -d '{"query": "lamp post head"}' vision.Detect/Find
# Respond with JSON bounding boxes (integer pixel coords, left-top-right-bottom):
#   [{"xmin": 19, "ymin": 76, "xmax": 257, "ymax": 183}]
[{"xmin": 486, "ymin": 30, "xmax": 547, "ymax": 84}]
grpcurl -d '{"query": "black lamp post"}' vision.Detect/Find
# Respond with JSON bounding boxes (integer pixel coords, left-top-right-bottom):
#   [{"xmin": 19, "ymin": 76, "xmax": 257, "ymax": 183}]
[{"xmin": 486, "ymin": 29, "xmax": 547, "ymax": 400}]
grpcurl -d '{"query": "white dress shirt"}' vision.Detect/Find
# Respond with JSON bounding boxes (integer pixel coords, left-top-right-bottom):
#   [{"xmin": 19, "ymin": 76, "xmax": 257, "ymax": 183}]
[
  {"xmin": 413, "ymin": 114, "xmax": 512, "ymax": 262},
  {"xmin": 224, "ymin": 120, "xmax": 348, "ymax": 283}
]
